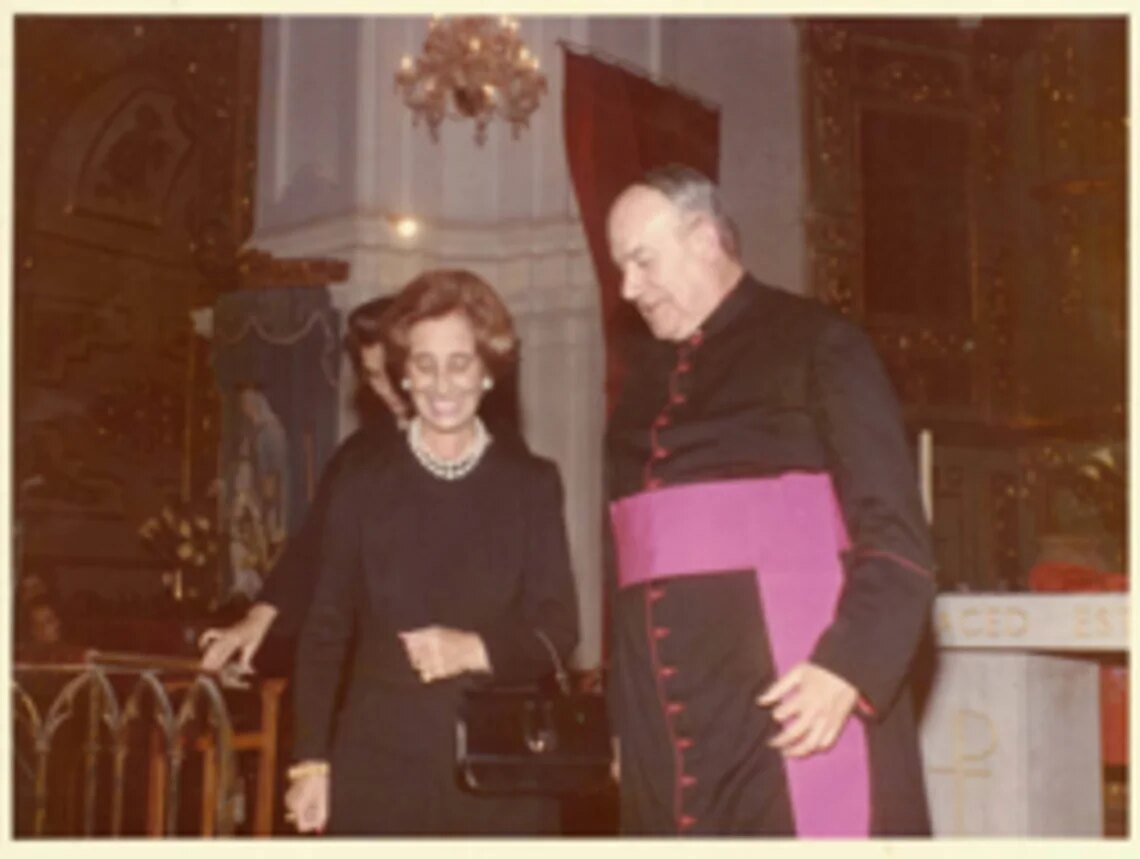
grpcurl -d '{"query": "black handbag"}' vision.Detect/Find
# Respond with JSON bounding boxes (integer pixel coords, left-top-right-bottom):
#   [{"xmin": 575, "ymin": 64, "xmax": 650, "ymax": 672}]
[{"xmin": 455, "ymin": 629, "xmax": 612, "ymax": 796}]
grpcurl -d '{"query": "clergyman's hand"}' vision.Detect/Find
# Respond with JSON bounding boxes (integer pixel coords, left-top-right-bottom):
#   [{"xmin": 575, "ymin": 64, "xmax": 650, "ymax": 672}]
[{"xmin": 757, "ymin": 662, "xmax": 858, "ymax": 759}]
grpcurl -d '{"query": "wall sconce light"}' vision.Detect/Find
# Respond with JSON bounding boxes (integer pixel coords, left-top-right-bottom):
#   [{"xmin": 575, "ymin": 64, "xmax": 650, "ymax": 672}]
[{"xmin": 388, "ymin": 215, "xmax": 420, "ymax": 239}]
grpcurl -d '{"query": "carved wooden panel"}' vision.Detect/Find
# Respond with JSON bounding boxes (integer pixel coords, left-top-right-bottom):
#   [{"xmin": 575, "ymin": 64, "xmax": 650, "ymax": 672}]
[
  {"xmin": 802, "ymin": 18, "xmax": 1124, "ymax": 429},
  {"xmin": 14, "ymin": 17, "xmax": 260, "ymax": 580},
  {"xmin": 802, "ymin": 19, "xmax": 1011, "ymax": 422}
]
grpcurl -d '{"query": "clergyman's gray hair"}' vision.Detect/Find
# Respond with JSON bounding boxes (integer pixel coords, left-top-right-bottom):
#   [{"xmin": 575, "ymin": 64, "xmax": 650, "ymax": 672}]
[{"xmin": 641, "ymin": 164, "xmax": 741, "ymax": 260}]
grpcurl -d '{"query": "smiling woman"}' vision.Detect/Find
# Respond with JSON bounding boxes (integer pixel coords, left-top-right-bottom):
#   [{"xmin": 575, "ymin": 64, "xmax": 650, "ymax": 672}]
[
  {"xmin": 384, "ymin": 269, "xmax": 518, "ymax": 463},
  {"xmin": 285, "ymin": 268, "xmax": 579, "ymax": 836}
]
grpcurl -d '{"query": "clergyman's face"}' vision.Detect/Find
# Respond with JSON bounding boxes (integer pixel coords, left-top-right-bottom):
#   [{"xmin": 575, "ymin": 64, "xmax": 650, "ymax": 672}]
[
  {"xmin": 606, "ymin": 186, "xmax": 708, "ymax": 342},
  {"xmin": 404, "ymin": 312, "xmax": 487, "ymax": 437}
]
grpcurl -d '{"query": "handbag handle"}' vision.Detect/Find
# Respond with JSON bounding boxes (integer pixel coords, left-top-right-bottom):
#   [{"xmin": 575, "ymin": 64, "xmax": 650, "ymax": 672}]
[{"xmin": 534, "ymin": 628, "xmax": 571, "ymax": 696}]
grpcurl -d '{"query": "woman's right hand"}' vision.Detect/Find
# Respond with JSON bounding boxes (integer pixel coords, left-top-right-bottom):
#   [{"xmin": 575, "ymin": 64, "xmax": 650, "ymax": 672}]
[
  {"xmin": 284, "ymin": 767, "xmax": 329, "ymax": 833},
  {"xmin": 198, "ymin": 603, "xmax": 278, "ymax": 675}
]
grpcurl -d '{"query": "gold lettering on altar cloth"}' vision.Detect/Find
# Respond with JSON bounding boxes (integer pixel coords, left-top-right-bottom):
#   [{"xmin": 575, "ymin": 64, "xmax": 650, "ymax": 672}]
[
  {"xmin": 956, "ymin": 606, "xmax": 1029, "ymax": 640},
  {"xmin": 936, "ymin": 609, "xmax": 954, "ymax": 639},
  {"xmin": 1073, "ymin": 604, "xmax": 1129, "ymax": 641},
  {"xmin": 927, "ymin": 709, "xmax": 998, "ymax": 835}
]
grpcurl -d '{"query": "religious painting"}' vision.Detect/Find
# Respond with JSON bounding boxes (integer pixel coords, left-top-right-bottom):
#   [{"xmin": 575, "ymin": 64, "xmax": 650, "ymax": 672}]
[
  {"xmin": 224, "ymin": 385, "xmax": 291, "ymax": 599},
  {"xmin": 210, "ymin": 285, "xmax": 340, "ymax": 605}
]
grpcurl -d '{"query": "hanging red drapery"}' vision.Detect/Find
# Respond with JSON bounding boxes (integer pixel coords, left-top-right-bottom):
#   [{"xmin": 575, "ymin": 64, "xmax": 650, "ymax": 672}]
[
  {"xmin": 561, "ymin": 43, "xmax": 720, "ymax": 414},
  {"xmin": 562, "ymin": 44, "xmax": 720, "ymax": 672}
]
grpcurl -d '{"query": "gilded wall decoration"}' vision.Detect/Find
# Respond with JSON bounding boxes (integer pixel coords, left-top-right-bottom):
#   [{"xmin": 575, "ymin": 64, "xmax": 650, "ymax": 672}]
[
  {"xmin": 988, "ymin": 471, "xmax": 1023, "ymax": 588},
  {"xmin": 25, "ymin": 295, "xmax": 133, "ymax": 385},
  {"xmin": 803, "ymin": 211, "xmax": 857, "ymax": 316},
  {"xmin": 14, "ymin": 18, "xmax": 260, "ymax": 575},
  {"xmin": 801, "ymin": 20, "xmax": 1126, "ymax": 588},
  {"xmin": 76, "ymin": 89, "xmax": 193, "ymax": 227},
  {"xmin": 19, "ymin": 422, "xmax": 128, "ymax": 516},
  {"xmin": 235, "ymin": 248, "xmax": 352, "ymax": 290},
  {"xmin": 802, "ymin": 20, "xmax": 1000, "ymax": 426},
  {"xmin": 800, "ymin": 21, "xmax": 854, "ymax": 208},
  {"xmin": 1027, "ymin": 19, "xmax": 1125, "ymax": 423},
  {"xmin": 855, "ymin": 45, "xmax": 965, "ymax": 106}
]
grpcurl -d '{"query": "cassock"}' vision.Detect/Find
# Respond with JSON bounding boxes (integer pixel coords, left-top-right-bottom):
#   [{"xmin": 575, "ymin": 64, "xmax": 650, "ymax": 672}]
[{"xmin": 605, "ymin": 275, "xmax": 936, "ymax": 836}]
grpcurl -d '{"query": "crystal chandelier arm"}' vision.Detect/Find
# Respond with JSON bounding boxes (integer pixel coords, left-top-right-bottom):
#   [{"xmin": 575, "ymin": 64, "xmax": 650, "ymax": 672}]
[{"xmin": 394, "ymin": 15, "xmax": 548, "ymax": 145}]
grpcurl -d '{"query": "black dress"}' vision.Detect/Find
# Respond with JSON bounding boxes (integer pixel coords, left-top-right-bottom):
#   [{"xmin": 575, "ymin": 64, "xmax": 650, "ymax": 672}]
[
  {"xmin": 605, "ymin": 275, "xmax": 936, "ymax": 835},
  {"xmin": 258, "ymin": 395, "xmax": 526, "ymax": 659},
  {"xmin": 292, "ymin": 435, "xmax": 580, "ymax": 835}
]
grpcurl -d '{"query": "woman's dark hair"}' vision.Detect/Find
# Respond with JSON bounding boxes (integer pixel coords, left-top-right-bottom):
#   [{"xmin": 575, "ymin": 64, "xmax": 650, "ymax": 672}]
[
  {"xmin": 382, "ymin": 269, "xmax": 523, "ymax": 438},
  {"xmin": 343, "ymin": 295, "xmax": 398, "ymax": 425}
]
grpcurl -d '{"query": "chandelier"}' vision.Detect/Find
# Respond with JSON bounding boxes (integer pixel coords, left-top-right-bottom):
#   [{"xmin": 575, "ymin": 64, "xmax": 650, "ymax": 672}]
[{"xmin": 394, "ymin": 15, "xmax": 547, "ymax": 145}]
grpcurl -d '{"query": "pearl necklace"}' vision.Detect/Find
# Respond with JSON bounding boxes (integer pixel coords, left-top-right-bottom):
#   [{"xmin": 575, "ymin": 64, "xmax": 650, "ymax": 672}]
[{"xmin": 407, "ymin": 416, "xmax": 491, "ymax": 481}]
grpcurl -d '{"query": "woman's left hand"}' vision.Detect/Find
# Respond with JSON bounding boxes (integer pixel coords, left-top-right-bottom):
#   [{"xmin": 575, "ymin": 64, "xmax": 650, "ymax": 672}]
[{"xmin": 398, "ymin": 626, "xmax": 490, "ymax": 683}]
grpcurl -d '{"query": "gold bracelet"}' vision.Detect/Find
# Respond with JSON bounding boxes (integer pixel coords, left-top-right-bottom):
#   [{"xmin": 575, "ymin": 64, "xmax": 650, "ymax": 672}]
[{"xmin": 287, "ymin": 760, "xmax": 330, "ymax": 781}]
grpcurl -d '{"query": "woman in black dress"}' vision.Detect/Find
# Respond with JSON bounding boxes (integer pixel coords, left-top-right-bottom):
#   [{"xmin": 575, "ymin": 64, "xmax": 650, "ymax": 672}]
[
  {"xmin": 198, "ymin": 296, "xmax": 409, "ymax": 675},
  {"xmin": 285, "ymin": 269, "xmax": 579, "ymax": 835}
]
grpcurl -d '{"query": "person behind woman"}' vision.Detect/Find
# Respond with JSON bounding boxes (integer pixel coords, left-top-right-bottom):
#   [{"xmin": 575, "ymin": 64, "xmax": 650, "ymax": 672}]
[
  {"xmin": 285, "ymin": 269, "xmax": 579, "ymax": 835},
  {"xmin": 199, "ymin": 296, "xmax": 409, "ymax": 675}
]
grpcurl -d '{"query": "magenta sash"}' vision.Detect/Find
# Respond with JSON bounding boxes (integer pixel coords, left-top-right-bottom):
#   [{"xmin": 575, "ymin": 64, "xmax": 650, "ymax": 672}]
[{"xmin": 609, "ymin": 473, "xmax": 871, "ymax": 837}]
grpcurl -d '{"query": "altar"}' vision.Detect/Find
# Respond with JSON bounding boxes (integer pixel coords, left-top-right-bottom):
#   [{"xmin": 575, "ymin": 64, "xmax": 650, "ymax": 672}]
[{"xmin": 921, "ymin": 593, "xmax": 1129, "ymax": 836}]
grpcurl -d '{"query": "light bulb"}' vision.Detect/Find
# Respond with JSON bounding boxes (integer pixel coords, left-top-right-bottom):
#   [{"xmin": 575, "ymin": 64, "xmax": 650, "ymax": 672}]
[{"xmin": 393, "ymin": 216, "xmax": 420, "ymax": 239}]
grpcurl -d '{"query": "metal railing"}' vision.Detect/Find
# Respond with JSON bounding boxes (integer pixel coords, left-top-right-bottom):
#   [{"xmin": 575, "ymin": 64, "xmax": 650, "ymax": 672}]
[{"xmin": 12, "ymin": 651, "xmax": 239, "ymax": 837}]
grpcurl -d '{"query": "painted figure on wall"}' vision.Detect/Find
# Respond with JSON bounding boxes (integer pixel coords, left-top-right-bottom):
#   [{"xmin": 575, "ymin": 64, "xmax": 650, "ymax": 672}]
[{"xmin": 227, "ymin": 385, "xmax": 290, "ymax": 599}]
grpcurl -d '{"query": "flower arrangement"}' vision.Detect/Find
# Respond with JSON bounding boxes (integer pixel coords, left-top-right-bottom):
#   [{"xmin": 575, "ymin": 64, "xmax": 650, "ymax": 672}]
[{"xmin": 138, "ymin": 486, "xmax": 221, "ymax": 606}]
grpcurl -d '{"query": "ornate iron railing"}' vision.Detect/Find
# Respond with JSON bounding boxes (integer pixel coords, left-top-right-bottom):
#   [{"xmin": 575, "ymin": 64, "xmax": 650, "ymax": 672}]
[{"xmin": 12, "ymin": 652, "xmax": 239, "ymax": 837}]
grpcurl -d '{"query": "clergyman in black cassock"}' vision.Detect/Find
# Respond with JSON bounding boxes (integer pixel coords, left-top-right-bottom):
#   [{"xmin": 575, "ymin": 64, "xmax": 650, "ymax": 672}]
[{"xmin": 604, "ymin": 166, "xmax": 935, "ymax": 836}]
